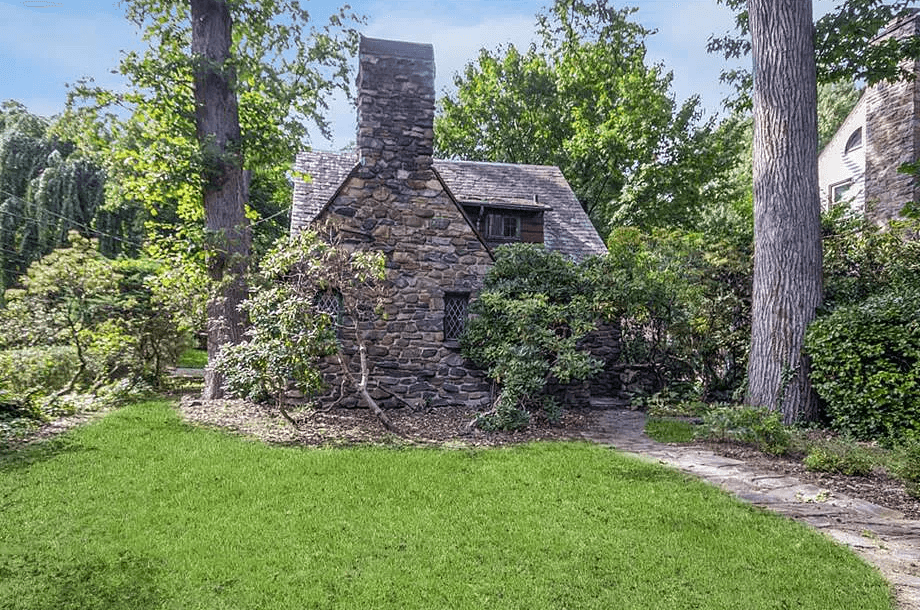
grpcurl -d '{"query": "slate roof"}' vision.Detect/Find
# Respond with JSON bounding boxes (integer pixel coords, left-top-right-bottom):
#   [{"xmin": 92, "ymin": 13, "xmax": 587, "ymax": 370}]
[
  {"xmin": 434, "ymin": 159, "xmax": 607, "ymax": 259},
  {"xmin": 291, "ymin": 152, "xmax": 608, "ymax": 260}
]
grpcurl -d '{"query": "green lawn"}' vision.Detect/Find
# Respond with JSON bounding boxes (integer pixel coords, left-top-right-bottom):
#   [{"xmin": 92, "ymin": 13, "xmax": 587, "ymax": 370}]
[{"xmin": 0, "ymin": 401, "xmax": 893, "ymax": 609}]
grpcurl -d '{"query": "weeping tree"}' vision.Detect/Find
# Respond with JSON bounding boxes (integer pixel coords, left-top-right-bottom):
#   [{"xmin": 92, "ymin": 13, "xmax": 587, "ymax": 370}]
[{"xmin": 0, "ymin": 101, "xmax": 139, "ymax": 288}]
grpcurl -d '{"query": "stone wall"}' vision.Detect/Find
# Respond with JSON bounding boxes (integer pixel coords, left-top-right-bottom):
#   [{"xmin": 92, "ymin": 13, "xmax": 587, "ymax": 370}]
[{"xmin": 865, "ymin": 13, "xmax": 920, "ymax": 223}]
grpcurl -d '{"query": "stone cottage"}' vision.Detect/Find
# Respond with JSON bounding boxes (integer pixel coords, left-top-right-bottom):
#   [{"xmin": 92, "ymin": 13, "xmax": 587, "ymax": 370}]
[
  {"xmin": 818, "ymin": 11, "xmax": 920, "ymax": 222},
  {"xmin": 290, "ymin": 36, "xmax": 607, "ymax": 409}
]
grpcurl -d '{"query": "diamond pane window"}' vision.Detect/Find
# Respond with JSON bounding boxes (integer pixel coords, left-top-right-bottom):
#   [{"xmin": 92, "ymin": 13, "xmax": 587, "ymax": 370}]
[
  {"xmin": 444, "ymin": 293, "xmax": 470, "ymax": 342},
  {"xmin": 315, "ymin": 290, "xmax": 342, "ymax": 324}
]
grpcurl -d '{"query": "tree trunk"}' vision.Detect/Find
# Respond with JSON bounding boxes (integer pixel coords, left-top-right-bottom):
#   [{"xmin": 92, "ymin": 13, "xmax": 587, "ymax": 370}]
[
  {"xmin": 747, "ymin": 0, "xmax": 823, "ymax": 423},
  {"xmin": 190, "ymin": 0, "xmax": 251, "ymax": 399}
]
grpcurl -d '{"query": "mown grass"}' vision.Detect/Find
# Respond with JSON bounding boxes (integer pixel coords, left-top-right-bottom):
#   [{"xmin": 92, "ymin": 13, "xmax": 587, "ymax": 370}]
[
  {"xmin": 0, "ymin": 401, "xmax": 894, "ymax": 609},
  {"xmin": 176, "ymin": 348, "xmax": 208, "ymax": 369}
]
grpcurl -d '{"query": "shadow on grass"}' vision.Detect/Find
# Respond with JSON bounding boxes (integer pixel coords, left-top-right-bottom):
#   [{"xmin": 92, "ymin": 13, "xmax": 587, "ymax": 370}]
[
  {"xmin": 0, "ymin": 551, "xmax": 165, "ymax": 610},
  {"xmin": 0, "ymin": 435, "xmax": 93, "ymax": 474}
]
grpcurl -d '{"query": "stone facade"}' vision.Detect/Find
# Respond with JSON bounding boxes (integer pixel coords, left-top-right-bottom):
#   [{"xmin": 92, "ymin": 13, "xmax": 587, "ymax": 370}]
[
  {"xmin": 865, "ymin": 12, "xmax": 920, "ymax": 223},
  {"xmin": 819, "ymin": 11, "xmax": 920, "ymax": 223},
  {"xmin": 293, "ymin": 36, "xmax": 619, "ymax": 411},
  {"xmin": 310, "ymin": 37, "xmax": 494, "ymax": 409}
]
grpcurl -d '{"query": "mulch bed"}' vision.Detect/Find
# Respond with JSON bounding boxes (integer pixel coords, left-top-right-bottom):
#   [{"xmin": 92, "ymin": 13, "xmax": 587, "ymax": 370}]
[{"xmin": 176, "ymin": 396, "xmax": 595, "ymax": 447}]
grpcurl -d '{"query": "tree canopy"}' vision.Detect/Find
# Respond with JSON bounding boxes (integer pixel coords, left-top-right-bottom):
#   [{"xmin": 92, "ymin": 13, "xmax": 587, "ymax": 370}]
[{"xmin": 435, "ymin": 0, "xmax": 738, "ymax": 236}]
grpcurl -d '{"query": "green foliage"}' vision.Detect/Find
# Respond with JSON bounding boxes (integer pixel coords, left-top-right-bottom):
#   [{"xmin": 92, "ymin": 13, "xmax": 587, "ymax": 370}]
[
  {"xmin": 63, "ymin": 0, "xmax": 362, "ymax": 248},
  {"xmin": 461, "ymin": 244, "xmax": 601, "ymax": 430},
  {"xmin": 216, "ymin": 229, "xmax": 386, "ymax": 407},
  {"xmin": 0, "ymin": 232, "xmax": 187, "ymax": 395},
  {"xmin": 0, "ymin": 102, "xmax": 140, "ymax": 289},
  {"xmin": 645, "ymin": 417, "xmax": 696, "ymax": 443},
  {"xmin": 0, "ymin": 346, "xmax": 81, "ymax": 400},
  {"xmin": 803, "ymin": 440, "xmax": 875, "ymax": 477},
  {"xmin": 695, "ymin": 405, "xmax": 791, "ymax": 455},
  {"xmin": 893, "ymin": 440, "xmax": 920, "ymax": 498},
  {"xmin": 822, "ymin": 212, "xmax": 920, "ymax": 308},
  {"xmin": 597, "ymin": 224, "xmax": 752, "ymax": 401},
  {"xmin": 806, "ymin": 287, "xmax": 920, "ymax": 442},
  {"xmin": 435, "ymin": 0, "xmax": 737, "ymax": 236},
  {"xmin": 710, "ymin": 0, "xmax": 919, "ymax": 108},
  {"xmin": 817, "ymin": 80, "xmax": 863, "ymax": 150}
]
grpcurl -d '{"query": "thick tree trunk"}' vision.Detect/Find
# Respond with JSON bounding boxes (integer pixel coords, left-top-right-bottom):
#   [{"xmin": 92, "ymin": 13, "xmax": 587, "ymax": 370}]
[
  {"xmin": 191, "ymin": 0, "xmax": 251, "ymax": 399},
  {"xmin": 747, "ymin": 0, "xmax": 823, "ymax": 423}
]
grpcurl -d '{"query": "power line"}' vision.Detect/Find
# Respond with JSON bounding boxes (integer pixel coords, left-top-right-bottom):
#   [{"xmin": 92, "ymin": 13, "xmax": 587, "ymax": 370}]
[{"xmin": 0, "ymin": 188, "xmax": 146, "ymax": 251}]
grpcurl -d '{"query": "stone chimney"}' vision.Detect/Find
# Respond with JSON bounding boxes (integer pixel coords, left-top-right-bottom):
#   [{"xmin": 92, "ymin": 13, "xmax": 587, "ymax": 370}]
[
  {"xmin": 356, "ymin": 36, "xmax": 435, "ymax": 177},
  {"xmin": 865, "ymin": 10, "xmax": 920, "ymax": 222}
]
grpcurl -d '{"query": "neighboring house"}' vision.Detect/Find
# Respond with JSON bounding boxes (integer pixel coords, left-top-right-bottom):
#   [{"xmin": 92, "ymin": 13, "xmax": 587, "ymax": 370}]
[
  {"xmin": 818, "ymin": 11, "xmax": 920, "ymax": 222},
  {"xmin": 290, "ymin": 36, "xmax": 607, "ymax": 409}
]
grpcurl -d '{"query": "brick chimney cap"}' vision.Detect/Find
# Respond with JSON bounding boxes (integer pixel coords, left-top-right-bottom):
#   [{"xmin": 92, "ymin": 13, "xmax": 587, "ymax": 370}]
[{"xmin": 359, "ymin": 36, "xmax": 433, "ymax": 61}]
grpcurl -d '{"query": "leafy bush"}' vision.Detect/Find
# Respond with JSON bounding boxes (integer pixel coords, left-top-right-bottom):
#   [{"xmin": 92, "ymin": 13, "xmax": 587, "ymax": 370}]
[
  {"xmin": 216, "ymin": 230, "xmax": 385, "ymax": 413},
  {"xmin": 803, "ymin": 441, "xmax": 875, "ymax": 476},
  {"xmin": 597, "ymin": 225, "xmax": 752, "ymax": 402},
  {"xmin": 462, "ymin": 245, "xmax": 601, "ymax": 430},
  {"xmin": 0, "ymin": 233, "xmax": 188, "ymax": 393},
  {"xmin": 805, "ymin": 288, "xmax": 920, "ymax": 442},
  {"xmin": 0, "ymin": 346, "xmax": 82, "ymax": 398},
  {"xmin": 695, "ymin": 405, "xmax": 791, "ymax": 455}
]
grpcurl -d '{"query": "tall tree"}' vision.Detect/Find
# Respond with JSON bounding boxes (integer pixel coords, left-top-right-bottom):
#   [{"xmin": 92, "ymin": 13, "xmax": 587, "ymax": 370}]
[
  {"xmin": 747, "ymin": 0, "xmax": 823, "ymax": 422},
  {"xmin": 65, "ymin": 0, "xmax": 361, "ymax": 398},
  {"xmin": 711, "ymin": 0, "xmax": 920, "ymax": 422},
  {"xmin": 190, "ymin": 0, "xmax": 251, "ymax": 398},
  {"xmin": 435, "ymin": 0, "xmax": 733, "ymax": 236}
]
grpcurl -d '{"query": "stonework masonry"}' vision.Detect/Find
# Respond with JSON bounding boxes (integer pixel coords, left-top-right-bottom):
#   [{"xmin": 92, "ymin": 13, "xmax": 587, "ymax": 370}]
[
  {"xmin": 865, "ymin": 12, "xmax": 920, "ymax": 223},
  {"xmin": 312, "ymin": 37, "xmax": 494, "ymax": 409}
]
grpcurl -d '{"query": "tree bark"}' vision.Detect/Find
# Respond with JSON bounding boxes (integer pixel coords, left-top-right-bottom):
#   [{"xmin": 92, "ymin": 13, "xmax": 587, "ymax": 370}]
[
  {"xmin": 747, "ymin": 0, "xmax": 823, "ymax": 423},
  {"xmin": 190, "ymin": 0, "xmax": 251, "ymax": 399}
]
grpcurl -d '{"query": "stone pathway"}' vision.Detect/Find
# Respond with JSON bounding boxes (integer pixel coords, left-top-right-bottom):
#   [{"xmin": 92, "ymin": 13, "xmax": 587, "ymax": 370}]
[{"xmin": 581, "ymin": 409, "xmax": 920, "ymax": 610}]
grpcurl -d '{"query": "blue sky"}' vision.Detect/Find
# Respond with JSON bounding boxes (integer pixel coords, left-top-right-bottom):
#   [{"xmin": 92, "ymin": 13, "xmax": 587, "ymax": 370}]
[{"xmin": 0, "ymin": 0, "xmax": 834, "ymax": 150}]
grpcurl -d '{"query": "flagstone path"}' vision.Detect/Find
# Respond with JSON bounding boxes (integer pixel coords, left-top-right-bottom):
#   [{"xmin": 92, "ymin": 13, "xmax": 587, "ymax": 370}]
[{"xmin": 580, "ymin": 410, "xmax": 920, "ymax": 610}]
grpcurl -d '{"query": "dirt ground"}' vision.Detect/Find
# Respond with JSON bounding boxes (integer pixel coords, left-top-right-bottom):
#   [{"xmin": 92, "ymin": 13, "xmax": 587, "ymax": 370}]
[{"xmin": 176, "ymin": 397, "xmax": 920, "ymax": 520}]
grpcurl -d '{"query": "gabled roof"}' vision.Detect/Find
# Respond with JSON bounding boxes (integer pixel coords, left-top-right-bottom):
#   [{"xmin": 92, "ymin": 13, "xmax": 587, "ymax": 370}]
[
  {"xmin": 433, "ymin": 159, "xmax": 607, "ymax": 259},
  {"xmin": 291, "ymin": 151, "xmax": 358, "ymax": 234},
  {"xmin": 291, "ymin": 152, "xmax": 608, "ymax": 260}
]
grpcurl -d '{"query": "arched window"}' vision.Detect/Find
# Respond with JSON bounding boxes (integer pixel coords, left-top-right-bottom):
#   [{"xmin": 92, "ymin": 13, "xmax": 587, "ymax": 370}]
[{"xmin": 844, "ymin": 127, "xmax": 863, "ymax": 154}]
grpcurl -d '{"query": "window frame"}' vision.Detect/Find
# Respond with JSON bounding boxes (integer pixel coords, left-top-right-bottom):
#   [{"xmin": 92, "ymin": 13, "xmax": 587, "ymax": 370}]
[
  {"xmin": 443, "ymin": 292, "xmax": 470, "ymax": 343},
  {"xmin": 829, "ymin": 179, "xmax": 854, "ymax": 206},
  {"xmin": 487, "ymin": 213, "xmax": 521, "ymax": 241},
  {"xmin": 844, "ymin": 127, "xmax": 863, "ymax": 154}
]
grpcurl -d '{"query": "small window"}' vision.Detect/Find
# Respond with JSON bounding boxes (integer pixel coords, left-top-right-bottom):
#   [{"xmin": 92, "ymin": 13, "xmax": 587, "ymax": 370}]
[
  {"xmin": 844, "ymin": 127, "xmax": 862, "ymax": 154},
  {"xmin": 488, "ymin": 214, "xmax": 521, "ymax": 240},
  {"xmin": 315, "ymin": 290, "xmax": 343, "ymax": 326},
  {"xmin": 830, "ymin": 180, "xmax": 853, "ymax": 205},
  {"xmin": 444, "ymin": 293, "xmax": 470, "ymax": 342}
]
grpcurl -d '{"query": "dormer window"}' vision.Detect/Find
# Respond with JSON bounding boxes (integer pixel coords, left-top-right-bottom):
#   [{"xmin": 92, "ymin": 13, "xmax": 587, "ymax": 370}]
[
  {"xmin": 844, "ymin": 127, "xmax": 862, "ymax": 154},
  {"xmin": 487, "ymin": 214, "xmax": 521, "ymax": 240}
]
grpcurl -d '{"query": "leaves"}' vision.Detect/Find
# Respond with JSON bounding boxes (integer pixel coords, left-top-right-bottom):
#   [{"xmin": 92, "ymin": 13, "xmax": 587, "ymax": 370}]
[{"xmin": 435, "ymin": 0, "xmax": 733, "ymax": 236}]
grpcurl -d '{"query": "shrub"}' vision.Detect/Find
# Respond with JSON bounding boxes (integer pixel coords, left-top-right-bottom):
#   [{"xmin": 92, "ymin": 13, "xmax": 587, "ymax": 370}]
[
  {"xmin": 695, "ymin": 405, "xmax": 791, "ymax": 455},
  {"xmin": 803, "ymin": 441, "xmax": 875, "ymax": 477},
  {"xmin": 0, "ymin": 346, "xmax": 82, "ymax": 398},
  {"xmin": 462, "ymin": 245, "xmax": 601, "ymax": 430},
  {"xmin": 598, "ymin": 226, "xmax": 752, "ymax": 402},
  {"xmin": 805, "ymin": 287, "xmax": 920, "ymax": 442}
]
